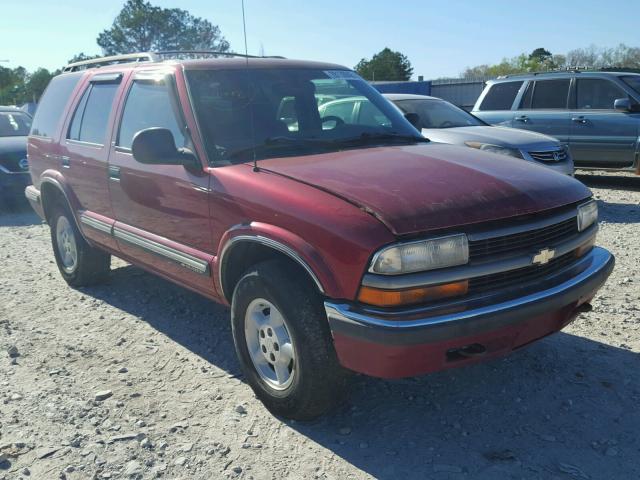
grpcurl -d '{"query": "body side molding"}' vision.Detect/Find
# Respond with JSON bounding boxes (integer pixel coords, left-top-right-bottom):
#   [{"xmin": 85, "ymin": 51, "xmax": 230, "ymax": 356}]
[{"xmin": 113, "ymin": 226, "xmax": 210, "ymax": 276}]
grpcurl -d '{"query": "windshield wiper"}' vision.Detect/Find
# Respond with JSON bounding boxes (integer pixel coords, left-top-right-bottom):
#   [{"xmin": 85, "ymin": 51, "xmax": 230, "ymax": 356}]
[
  {"xmin": 224, "ymin": 136, "xmax": 332, "ymax": 161},
  {"xmin": 332, "ymin": 132, "xmax": 429, "ymax": 146}
]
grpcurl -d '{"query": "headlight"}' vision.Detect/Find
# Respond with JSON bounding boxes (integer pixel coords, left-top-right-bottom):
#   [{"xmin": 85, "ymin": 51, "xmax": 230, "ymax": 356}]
[
  {"xmin": 370, "ymin": 234, "xmax": 469, "ymax": 275},
  {"xmin": 577, "ymin": 200, "xmax": 598, "ymax": 231},
  {"xmin": 465, "ymin": 141, "xmax": 523, "ymax": 159}
]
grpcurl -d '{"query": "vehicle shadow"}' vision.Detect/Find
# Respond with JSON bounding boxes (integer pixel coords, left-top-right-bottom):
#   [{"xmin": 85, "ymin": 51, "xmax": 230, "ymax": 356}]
[
  {"xmin": 0, "ymin": 199, "xmax": 42, "ymax": 227},
  {"xmin": 81, "ymin": 262, "xmax": 640, "ymax": 479},
  {"xmin": 596, "ymin": 199, "xmax": 640, "ymax": 224},
  {"xmin": 576, "ymin": 172, "xmax": 640, "ymax": 192}
]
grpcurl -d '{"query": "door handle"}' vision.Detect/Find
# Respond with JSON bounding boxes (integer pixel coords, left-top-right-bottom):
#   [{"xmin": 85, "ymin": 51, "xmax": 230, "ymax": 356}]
[
  {"xmin": 60, "ymin": 156, "xmax": 70, "ymax": 168},
  {"xmin": 572, "ymin": 116, "xmax": 587, "ymax": 124},
  {"xmin": 514, "ymin": 115, "xmax": 529, "ymax": 123},
  {"xmin": 108, "ymin": 165, "xmax": 121, "ymax": 182}
]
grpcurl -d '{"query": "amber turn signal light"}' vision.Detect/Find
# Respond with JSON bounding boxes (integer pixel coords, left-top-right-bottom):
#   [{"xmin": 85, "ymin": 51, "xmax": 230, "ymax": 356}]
[
  {"xmin": 575, "ymin": 237, "xmax": 596, "ymax": 258},
  {"xmin": 358, "ymin": 280, "xmax": 469, "ymax": 307}
]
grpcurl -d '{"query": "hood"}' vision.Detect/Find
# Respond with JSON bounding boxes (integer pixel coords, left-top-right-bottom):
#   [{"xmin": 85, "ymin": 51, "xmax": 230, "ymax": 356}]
[
  {"xmin": 0, "ymin": 136, "xmax": 28, "ymax": 154},
  {"xmin": 422, "ymin": 125, "xmax": 561, "ymax": 150},
  {"xmin": 259, "ymin": 143, "xmax": 590, "ymax": 236}
]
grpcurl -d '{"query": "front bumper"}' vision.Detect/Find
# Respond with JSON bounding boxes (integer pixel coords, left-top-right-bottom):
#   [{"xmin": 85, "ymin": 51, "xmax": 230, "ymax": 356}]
[{"xmin": 325, "ymin": 247, "xmax": 614, "ymax": 378}]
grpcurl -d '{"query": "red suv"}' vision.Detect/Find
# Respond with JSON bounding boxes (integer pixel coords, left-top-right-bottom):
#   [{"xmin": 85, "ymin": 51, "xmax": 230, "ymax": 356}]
[{"xmin": 25, "ymin": 52, "xmax": 614, "ymax": 419}]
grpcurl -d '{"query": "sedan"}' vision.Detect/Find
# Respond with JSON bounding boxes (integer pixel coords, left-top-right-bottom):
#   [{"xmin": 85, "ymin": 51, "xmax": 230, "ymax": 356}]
[{"xmin": 382, "ymin": 94, "xmax": 574, "ymax": 175}]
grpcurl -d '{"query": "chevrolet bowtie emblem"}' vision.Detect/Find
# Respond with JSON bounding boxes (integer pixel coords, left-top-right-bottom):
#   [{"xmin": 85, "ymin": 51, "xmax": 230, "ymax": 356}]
[{"xmin": 532, "ymin": 248, "xmax": 555, "ymax": 265}]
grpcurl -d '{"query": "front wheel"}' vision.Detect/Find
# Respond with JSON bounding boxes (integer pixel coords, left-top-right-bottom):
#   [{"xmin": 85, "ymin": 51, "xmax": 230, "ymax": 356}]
[{"xmin": 231, "ymin": 260, "xmax": 348, "ymax": 420}]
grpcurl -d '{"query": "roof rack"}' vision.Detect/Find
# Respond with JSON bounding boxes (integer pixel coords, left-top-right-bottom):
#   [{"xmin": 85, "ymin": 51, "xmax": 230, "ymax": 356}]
[
  {"xmin": 62, "ymin": 50, "xmax": 286, "ymax": 72},
  {"xmin": 495, "ymin": 66, "xmax": 640, "ymax": 79}
]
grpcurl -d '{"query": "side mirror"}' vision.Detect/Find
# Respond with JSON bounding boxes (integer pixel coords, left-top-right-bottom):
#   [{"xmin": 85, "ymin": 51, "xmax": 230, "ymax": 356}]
[
  {"xmin": 614, "ymin": 98, "xmax": 631, "ymax": 112},
  {"xmin": 131, "ymin": 128, "xmax": 199, "ymax": 169},
  {"xmin": 404, "ymin": 112, "xmax": 421, "ymax": 129}
]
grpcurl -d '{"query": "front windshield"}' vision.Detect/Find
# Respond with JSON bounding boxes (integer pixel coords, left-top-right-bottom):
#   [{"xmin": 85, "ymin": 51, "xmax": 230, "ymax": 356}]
[
  {"xmin": 394, "ymin": 99, "xmax": 485, "ymax": 129},
  {"xmin": 620, "ymin": 75, "xmax": 640, "ymax": 96},
  {"xmin": 185, "ymin": 68, "xmax": 423, "ymax": 165},
  {"xmin": 0, "ymin": 111, "xmax": 32, "ymax": 137}
]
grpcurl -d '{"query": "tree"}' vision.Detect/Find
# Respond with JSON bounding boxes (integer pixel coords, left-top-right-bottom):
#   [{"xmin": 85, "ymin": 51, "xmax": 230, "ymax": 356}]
[
  {"xmin": 97, "ymin": 0, "xmax": 229, "ymax": 55},
  {"xmin": 354, "ymin": 48, "xmax": 413, "ymax": 81},
  {"xmin": 67, "ymin": 52, "xmax": 101, "ymax": 64},
  {"xmin": 529, "ymin": 48, "xmax": 552, "ymax": 62},
  {"xmin": 24, "ymin": 68, "xmax": 54, "ymax": 102}
]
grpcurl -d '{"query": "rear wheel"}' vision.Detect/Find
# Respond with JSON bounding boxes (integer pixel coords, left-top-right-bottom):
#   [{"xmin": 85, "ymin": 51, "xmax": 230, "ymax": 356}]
[
  {"xmin": 231, "ymin": 260, "xmax": 348, "ymax": 420},
  {"xmin": 50, "ymin": 204, "xmax": 110, "ymax": 287}
]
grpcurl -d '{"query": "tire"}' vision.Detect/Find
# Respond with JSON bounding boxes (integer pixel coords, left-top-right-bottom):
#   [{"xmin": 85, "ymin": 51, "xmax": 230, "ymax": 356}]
[
  {"xmin": 49, "ymin": 203, "xmax": 110, "ymax": 287},
  {"xmin": 231, "ymin": 259, "xmax": 349, "ymax": 420}
]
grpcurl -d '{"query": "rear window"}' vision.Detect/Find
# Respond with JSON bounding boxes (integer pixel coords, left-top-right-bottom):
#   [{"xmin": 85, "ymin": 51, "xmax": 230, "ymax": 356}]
[
  {"xmin": 0, "ymin": 111, "xmax": 32, "ymax": 137},
  {"xmin": 30, "ymin": 73, "xmax": 82, "ymax": 138},
  {"xmin": 528, "ymin": 79, "xmax": 570, "ymax": 109},
  {"xmin": 478, "ymin": 81, "xmax": 523, "ymax": 111},
  {"xmin": 67, "ymin": 83, "xmax": 119, "ymax": 144}
]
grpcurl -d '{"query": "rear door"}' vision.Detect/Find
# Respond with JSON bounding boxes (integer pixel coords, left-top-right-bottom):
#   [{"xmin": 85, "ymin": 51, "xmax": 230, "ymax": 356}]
[
  {"xmin": 568, "ymin": 77, "xmax": 638, "ymax": 168},
  {"xmin": 107, "ymin": 69, "xmax": 214, "ymax": 295},
  {"xmin": 513, "ymin": 78, "xmax": 572, "ymax": 145},
  {"xmin": 60, "ymin": 72, "xmax": 124, "ymax": 250}
]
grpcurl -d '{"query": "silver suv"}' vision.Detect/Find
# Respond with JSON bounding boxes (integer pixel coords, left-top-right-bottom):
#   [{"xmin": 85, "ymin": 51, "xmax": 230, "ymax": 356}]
[{"xmin": 472, "ymin": 71, "xmax": 640, "ymax": 173}]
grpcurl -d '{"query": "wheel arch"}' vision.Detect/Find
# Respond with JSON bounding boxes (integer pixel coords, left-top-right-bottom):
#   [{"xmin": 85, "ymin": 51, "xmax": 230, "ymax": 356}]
[
  {"xmin": 39, "ymin": 173, "xmax": 87, "ymax": 242},
  {"xmin": 217, "ymin": 225, "xmax": 336, "ymax": 303}
]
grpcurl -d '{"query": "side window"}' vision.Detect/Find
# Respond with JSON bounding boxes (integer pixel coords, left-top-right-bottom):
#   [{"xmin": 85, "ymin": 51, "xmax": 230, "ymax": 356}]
[
  {"xmin": 518, "ymin": 82, "xmax": 534, "ymax": 109},
  {"xmin": 478, "ymin": 81, "xmax": 523, "ymax": 111},
  {"xmin": 67, "ymin": 82, "xmax": 118, "ymax": 144},
  {"xmin": 357, "ymin": 101, "xmax": 390, "ymax": 127},
  {"xmin": 321, "ymin": 101, "xmax": 355, "ymax": 123},
  {"xmin": 31, "ymin": 73, "xmax": 82, "ymax": 138},
  {"xmin": 576, "ymin": 78, "xmax": 626, "ymax": 110},
  {"xmin": 530, "ymin": 79, "xmax": 570, "ymax": 109},
  {"xmin": 117, "ymin": 81, "xmax": 185, "ymax": 150}
]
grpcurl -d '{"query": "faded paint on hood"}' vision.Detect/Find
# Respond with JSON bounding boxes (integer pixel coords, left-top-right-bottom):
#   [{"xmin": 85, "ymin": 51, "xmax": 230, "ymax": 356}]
[{"xmin": 258, "ymin": 143, "xmax": 591, "ymax": 236}]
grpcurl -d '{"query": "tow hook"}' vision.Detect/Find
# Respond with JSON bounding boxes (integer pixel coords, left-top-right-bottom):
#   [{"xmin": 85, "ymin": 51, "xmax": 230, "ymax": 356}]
[{"xmin": 446, "ymin": 343, "xmax": 487, "ymax": 362}]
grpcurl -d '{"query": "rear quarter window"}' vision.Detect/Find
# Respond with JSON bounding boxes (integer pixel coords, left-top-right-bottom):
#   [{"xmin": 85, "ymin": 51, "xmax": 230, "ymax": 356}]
[
  {"xmin": 478, "ymin": 81, "xmax": 523, "ymax": 111},
  {"xmin": 30, "ymin": 73, "xmax": 83, "ymax": 138}
]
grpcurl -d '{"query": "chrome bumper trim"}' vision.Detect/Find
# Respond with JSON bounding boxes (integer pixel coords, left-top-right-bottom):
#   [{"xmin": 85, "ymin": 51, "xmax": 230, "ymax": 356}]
[{"xmin": 326, "ymin": 247, "xmax": 613, "ymax": 331}]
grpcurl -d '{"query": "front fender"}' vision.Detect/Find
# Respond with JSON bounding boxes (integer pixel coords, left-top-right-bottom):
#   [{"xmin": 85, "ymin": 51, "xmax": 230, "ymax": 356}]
[{"xmin": 215, "ymin": 222, "xmax": 340, "ymax": 300}]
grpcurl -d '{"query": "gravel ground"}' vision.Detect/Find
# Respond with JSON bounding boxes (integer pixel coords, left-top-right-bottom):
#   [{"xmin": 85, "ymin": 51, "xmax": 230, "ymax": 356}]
[{"xmin": 1, "ymin": 172, "xmax": 639, "ymax": 480}]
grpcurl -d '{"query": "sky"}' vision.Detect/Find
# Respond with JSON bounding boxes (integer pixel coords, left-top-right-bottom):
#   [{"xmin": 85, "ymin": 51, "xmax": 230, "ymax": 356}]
[{"xmin": 1, "ymin": 0, "xmax": 638, "ymax": 79}]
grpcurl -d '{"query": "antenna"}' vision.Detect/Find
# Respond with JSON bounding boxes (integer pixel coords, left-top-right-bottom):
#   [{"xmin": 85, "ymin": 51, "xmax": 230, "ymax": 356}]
[{"xmin": 241, "ymin": 0, "xmax": 259, "ymax": 172}]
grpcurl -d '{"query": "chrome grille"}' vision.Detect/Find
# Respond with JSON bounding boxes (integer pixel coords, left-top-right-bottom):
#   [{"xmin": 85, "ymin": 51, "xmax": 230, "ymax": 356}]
[
  {"xmin": 469, "ymin": 216, "xmax": 579, "ymax": 261},
  {"xmin": 528, "ymin": 149, "xmax": 568, "ymax": 163},
  {"xmin": 469, "ymin": 251, "xmax": 577, "ymax": 295}
]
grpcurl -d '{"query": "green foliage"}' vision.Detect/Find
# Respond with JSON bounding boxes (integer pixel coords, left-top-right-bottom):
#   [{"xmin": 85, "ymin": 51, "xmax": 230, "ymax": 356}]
[
  {"xmin": 97, "ymin": 0, "xmax": 230, "ymax": 55},
  {"xmin": 0, "ymin": 66, "xmax": 53, "ymax": 105},
  {"xmin": 354, "ymin": 48, "xmax": 413, "ymax": 81},
  {"xmin": 463, "ymin": 44, "xmax": 640, "ymax": 78}
]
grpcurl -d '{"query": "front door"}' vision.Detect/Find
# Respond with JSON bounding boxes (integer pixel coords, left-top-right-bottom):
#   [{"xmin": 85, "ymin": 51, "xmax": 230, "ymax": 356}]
[
  {"xmin": 568, "ymin": 77, "xmax": 639, "ymax": 168},
  {"xmin": 107, "ymin": 70, "xmax": 214, "ymax": 295}
]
